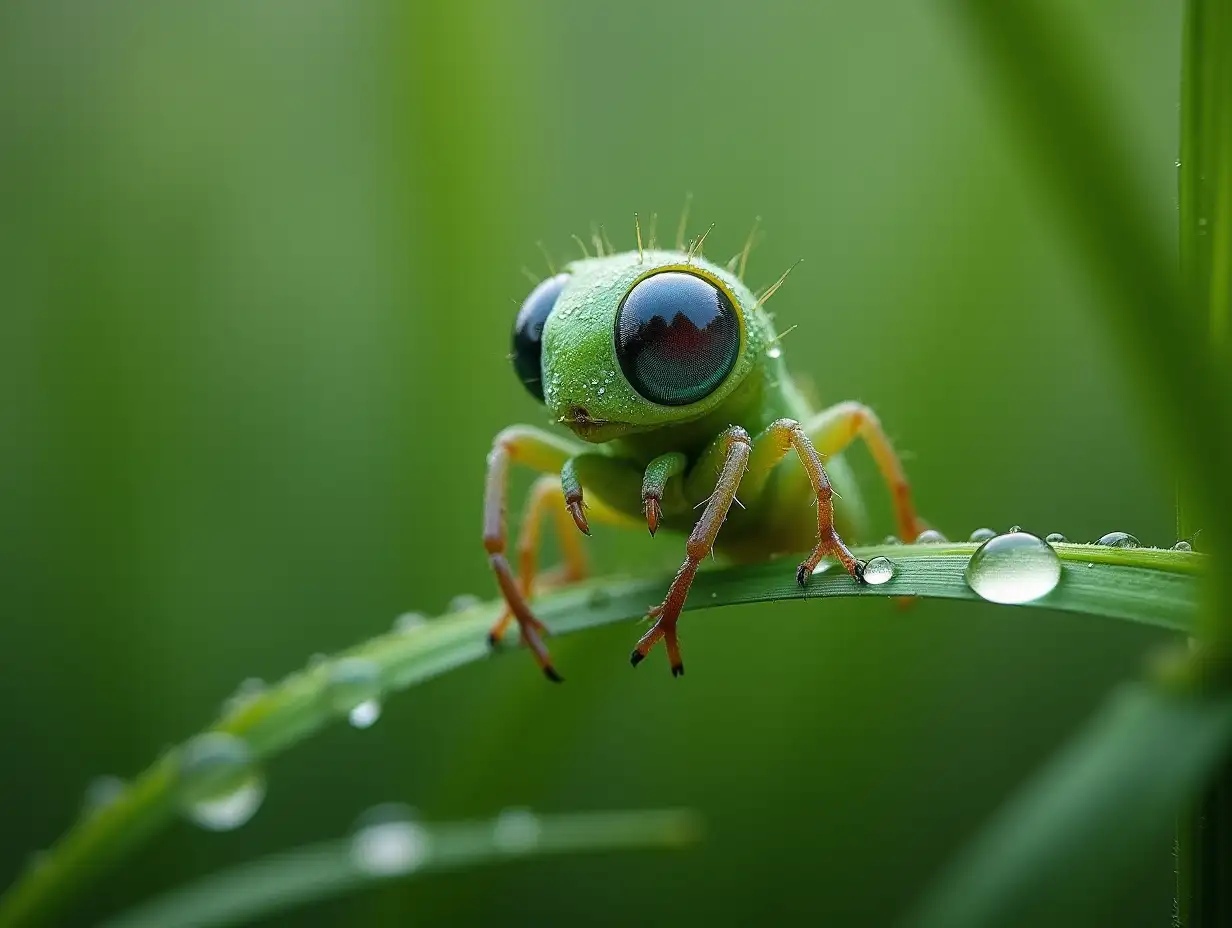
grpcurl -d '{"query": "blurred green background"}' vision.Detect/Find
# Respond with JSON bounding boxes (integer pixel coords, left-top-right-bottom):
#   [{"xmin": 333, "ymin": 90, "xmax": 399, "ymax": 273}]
[{"xmin": 0, "ymin": 1, "xmax": 1186, "ymax": 924}]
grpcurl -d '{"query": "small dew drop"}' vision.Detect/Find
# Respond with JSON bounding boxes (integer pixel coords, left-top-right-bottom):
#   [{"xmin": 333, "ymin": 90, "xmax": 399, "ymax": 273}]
[
  {"xmin": 177, "ymin": 733, "xmax": 265, "ymax": 832},
  {"xmin": 882, "ymin": 535, "xmax": 901, "ymax": 545},
  {"xmin": 81, "ymin": 776, "xmax": 125, "ymax": 818},
  {"xmin": 1172, "ymin": 540, "xmax": 1193, "ymax": 552},
  {"xmin": 349, "ymin": 700, "xmax": 382, "ymax": 729},
  {"xmin": 861, "ymin": 556, "xmax": 894, "ymax": 585},
  {"xmin": 492, "ymin": 807, "xmax": 542, "ymax": 854},
  {"xmin": 222, "ymin": 677, "xmax": 266, "ymax": 716},
  {"xmin": 968, "ymin": 528, "xmax": 997, "ymax": 543},
  {"xmin": 351, "ymin": 803, "xmax": 429, "ymax": 877},
  {"xmin": 1045, "ymin": 533, "xmax": 1067, "ymax": 544},
  {"xmin": 598, "ymin": 387, "xmax": 606, "ymax": 395},
  {"xmin": 915, "ymin": 529, "xmax": 948, "ymax": 544},
  {"xmin": 448, "ymin": 594, "xmax": 482, "ymax": 612},
  {"xmin": 393, "ymin": 612, "xmax": 427, "ymax": 633},
  {"xmin": 1008, "ymin": 524, "xmax": 1022, "ymax": 534},
  {"xmin": 766, "ymin": 343, "xmax": 783, "ymax": 359},
  {"xmin": 327, "ymin": 657, "xmax": 383, "ymax": 729},
  {"xmin": 1096, "ymin": 531, "xmax": 1139, "ymax": 549},
  {"xmin": 964, "ymin": 531, "xmax": 1062, "ymax": 605}
]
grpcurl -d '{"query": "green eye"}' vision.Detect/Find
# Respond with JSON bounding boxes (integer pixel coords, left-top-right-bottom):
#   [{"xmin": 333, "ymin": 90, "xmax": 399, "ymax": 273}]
[{"xmin": 614, "ymin": 271, "xmax": 740, "ymax": 406}]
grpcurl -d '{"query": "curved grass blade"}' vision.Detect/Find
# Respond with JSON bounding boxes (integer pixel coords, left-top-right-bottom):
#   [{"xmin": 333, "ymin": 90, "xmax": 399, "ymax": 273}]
[
  {"xmin": 0, "ymin": 542, "xmax": 1205, "ymax": 927},
  {"xmin": 902, "ymin": 682, "xmax": 1232, "ymax": 928},
  {"xmin": 98, "ymin": 808, "xmax": 699, "ymax": 928}
]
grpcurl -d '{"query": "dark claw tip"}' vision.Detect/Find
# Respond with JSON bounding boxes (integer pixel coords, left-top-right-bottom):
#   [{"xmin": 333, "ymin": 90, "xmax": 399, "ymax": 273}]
[
  {"xmin": 796, "ymin": 563, "xmax": 811, "ymax": 587},
  {"xmin": 853, "ymin": 561, "xmax": 867, "ymax": 585},
  {"xmin": 543, "ymin": 666, "xmax": 564, "ymax": 683},
  {"xmin": 486, "ymin": 632, "xmax": 500, "ymax": 649},
  {"xmin": 630, "ymin": 650, "xmax": 646, "ymax": 668},
  {"xmin": 671, "ymin": 663, "xmax": 685, "ymax": 678}
]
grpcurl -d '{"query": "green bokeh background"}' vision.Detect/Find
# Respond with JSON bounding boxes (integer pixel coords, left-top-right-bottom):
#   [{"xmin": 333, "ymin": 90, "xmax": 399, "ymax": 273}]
[{"xmin": 0, "ymin": 2, "xmax": 1186, "ymax": 925}]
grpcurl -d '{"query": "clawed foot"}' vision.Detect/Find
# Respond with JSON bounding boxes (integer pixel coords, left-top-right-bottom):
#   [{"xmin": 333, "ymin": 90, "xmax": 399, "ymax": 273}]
[
  {"xmin": 629, "ymin": 605, "xmax": 684, "ymax": 677},
  {"xmin": 486, "ymin": 609, "xmax": 562, "ymax": 682}
]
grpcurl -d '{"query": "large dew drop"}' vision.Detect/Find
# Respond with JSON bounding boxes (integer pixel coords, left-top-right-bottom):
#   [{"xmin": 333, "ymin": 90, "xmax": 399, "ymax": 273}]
[
  {"xmin": 327, "ymin": 657, "xmax": 383, "ymax": 729},
  {"xmin": 964, "ymin": 532, "xmax": 1062, "ymax": 605},
  {"xmin": 861, "ymin": 556, "xmax": 894, "ymax": 585},
  {"xmin": 1096, "ymin": 531, "xmax": 1139, "ymax": 549},
  {"xmin": 177, "ymin": 733, "xmax": 265, "ymax": 831},
  {"xmin": 351, "ymin": 803, "xmax": 429, "ymax": 877}
]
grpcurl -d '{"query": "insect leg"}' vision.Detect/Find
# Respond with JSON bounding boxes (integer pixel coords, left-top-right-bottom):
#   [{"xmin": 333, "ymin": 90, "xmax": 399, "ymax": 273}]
[
  {"xmin": 740, "ymin": 418, "xmax": 865, "ymax": 585},
  {"xmin": 631, "ymin": 427, "xmax": 751, "ymax": 676},
  {"xmin": 483, "ymin": 426, "xmax": 586, "ymax": 682},
  {"xmin": 487, "ymin": 474, "xmax": 589, "ymax": 647},
  {"xmin": 641, "ymin": 451, "xmax": 688, "ymax": 535},
  {"xmin": 803, "ymin": 402, "xmax": 925, "ymax": 543}
]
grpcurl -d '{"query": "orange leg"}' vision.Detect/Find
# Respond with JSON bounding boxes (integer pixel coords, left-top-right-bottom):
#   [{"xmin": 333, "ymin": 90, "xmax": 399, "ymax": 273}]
[
  {"xmin": 739, "ymin": 418, "xmax": 867, "ymax": 585},
  {"xmin": 483, "ymin": 426, "xmax": 585, "ymax": 682},
  {"xmin": 487, "ymin": 475, "xmax": 589, "ymax": 647},
  {"xmin": 803, "ymin": 402, "xmax": 926, "ymax": 543},
  {"xmin": 631, "ymin": 427, "xmax": 753, "ymax": 676}
]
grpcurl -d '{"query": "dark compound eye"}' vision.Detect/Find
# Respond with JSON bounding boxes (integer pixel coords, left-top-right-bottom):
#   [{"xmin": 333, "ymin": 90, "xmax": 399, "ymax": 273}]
[
  {"xmin": 615, "ymin": 271, "xmax": 740, "ymax": 406},
  {"xmin": 511, "ymin": 273, "xmax": 568, "ymax": 402}
]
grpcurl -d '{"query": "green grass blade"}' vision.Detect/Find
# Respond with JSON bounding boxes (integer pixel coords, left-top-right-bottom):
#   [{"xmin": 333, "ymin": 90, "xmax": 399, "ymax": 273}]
[
  {"xmin": 0, "ymin": 542, "xmax": 1205, "ymax": 927},
  {"xmin": 98, "ymin": 809, "xmax": 699, "ymax": 928},
  {"xmin": 902, "ymin": 683, "xmax": 1232, "ymax": 928}
]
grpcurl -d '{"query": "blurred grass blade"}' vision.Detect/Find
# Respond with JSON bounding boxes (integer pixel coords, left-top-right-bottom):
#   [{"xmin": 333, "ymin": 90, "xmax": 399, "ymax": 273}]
[
  {"xmin": 903, "ymin": 684, "xmax": 1232, "ymax": 928},
  {"xmin": 99, "ymin": 809, "xmax": 699, "ymax": 928},
  {"xmin": 0, "ymin": 542, "xmax": 1205, "ymax": 927}
]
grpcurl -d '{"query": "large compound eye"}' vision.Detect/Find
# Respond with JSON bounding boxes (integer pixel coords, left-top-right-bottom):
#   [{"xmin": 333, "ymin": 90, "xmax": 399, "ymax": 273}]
[
  {"xmin": 615, "ymin": 271, "xmax": 740, "ymax": 406},
  {"xmin": 511, "ymin": 273, "xmax": 568, "ymax": 401}
]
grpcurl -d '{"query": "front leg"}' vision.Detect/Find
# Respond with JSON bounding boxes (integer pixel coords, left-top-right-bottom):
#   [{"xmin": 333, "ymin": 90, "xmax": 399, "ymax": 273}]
[
  {"xmin": 483, "ymin": 425, "xmax": 587, "ymax": 681},
  {"xmin": 631, "ymin": 427, "xmax": 752, "ymax": 676}
]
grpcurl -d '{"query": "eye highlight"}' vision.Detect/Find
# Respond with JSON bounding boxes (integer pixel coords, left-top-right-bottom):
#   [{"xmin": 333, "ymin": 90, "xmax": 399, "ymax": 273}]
[
  {"xmin": 614, "ymin": 271, "xmax": 740, "ymax": 406},
  {"xmin": 511, "ymin": 273, "xmax": 568, "ymax": 402}
]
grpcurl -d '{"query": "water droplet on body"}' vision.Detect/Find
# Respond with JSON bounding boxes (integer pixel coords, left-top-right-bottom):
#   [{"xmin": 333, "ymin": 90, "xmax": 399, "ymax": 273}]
[
  {"xmin": 964, "ymin": 532, "xmax": 1062, "ymax": 605},
  {"xmin": 177, "ymin": 733, "xmax": 265, "ymax": 831},
  {"xmin": 861, "ymin": 556, "xmax": 894, "ymax": 585},
  {"xmin": 351, "ymin": 803, "xmax": 429, "ymax": 877},
  {"xmin": 1096, "ymin": 531, "xmax": 1139, "ymax": 548},
  {"xmin": 766, "ymin": 343, "xmax": 783, "ymax": 359}
]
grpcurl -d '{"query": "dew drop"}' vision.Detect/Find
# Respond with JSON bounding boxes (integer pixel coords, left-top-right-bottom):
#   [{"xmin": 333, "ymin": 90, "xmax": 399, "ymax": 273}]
[
  {"xmin": 349, "ymin": 700, "xmax": 382, "ymax": 729},
  {"xmin": 861, "ymin": 556, "xmax": 894, "ymax": 585},
  {"xmin": 1172, "ymin": 540, "xmax": 1193, "ymax": 552},
  {"xmin": 448, "ymin": 594, "xmax": 482, "ymax": 612},
  {"xmin": 350, "ymin": 803, "xmax": 429, "ymax": 877},
  {"xmin": 1096, "ymin": 531, "xmax": 1139, "ymax": 549},
  {"xmin": 1045, "ymin": 533, "xmax": 1067, "ymax": 544},
  {"xmin": 492, "ymin": 807, "xmax": 542, "ymax": 853},
  {"xmin": 1009, "ymin": 524, "xmax": 1022, "ymax": 534},
  {"xmin": 968, "ymin": 528, "xmax": 996, "ymax": 543},
  {"xmin": 882, "ymin": 535, "xmax": 901, "ymax": 545},
  {"xmin": 964, "ymin": 531, "xmax": 1062, "ymax": 605},
  {"xmin": 327, "ymin": 657, "xmax": 383, "ymax": 729},
  {"xmin": 393, "ymin": 612, "xmax": 427, "ymax": 633},
  {"xmin": 915, "ymin": 529, "xmax": 948, "ymax": 544},
  {"xmin": 766, "ymin": 343, "xmax": 783, "ymax": 359},
  {"xmin": 81, "ymin": 776, "xmax": 125, "ymax": 818},
  {"xmin": 177, "ymin": 733, "xmax": 265, "ymax": 831},
  {"xmin": 222, "ymin": 677, "xmax": 266, "ymax": 716}
]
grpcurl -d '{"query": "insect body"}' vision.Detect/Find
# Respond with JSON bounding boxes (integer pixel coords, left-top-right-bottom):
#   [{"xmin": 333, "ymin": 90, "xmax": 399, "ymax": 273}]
[{"xmin": 484, "ymin": 221, "xmax": 926, "ymax": 679}]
